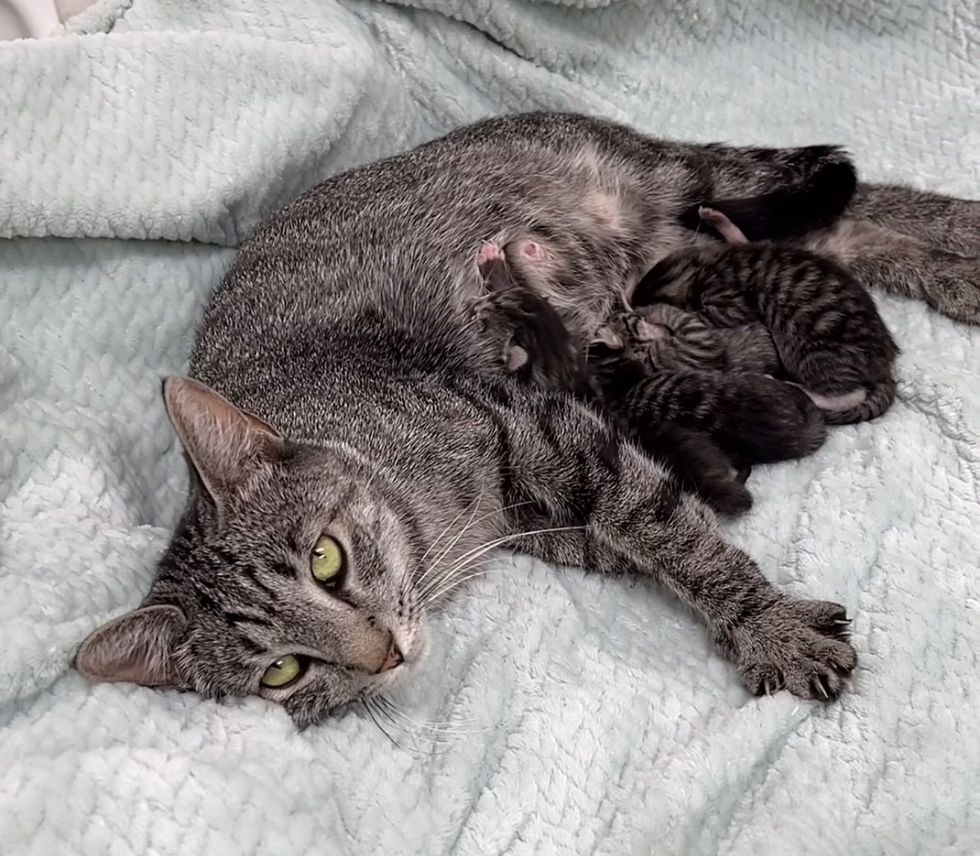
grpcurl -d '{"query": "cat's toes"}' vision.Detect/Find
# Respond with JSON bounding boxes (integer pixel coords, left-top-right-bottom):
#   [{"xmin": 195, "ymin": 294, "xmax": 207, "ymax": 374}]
[
  {"xmin": 922, "ymin": 260, "xmax": 980, "ymax": 325},
  {"xmin": 726, "ymin": 597, "xmax": 857, "ymax": 702}
]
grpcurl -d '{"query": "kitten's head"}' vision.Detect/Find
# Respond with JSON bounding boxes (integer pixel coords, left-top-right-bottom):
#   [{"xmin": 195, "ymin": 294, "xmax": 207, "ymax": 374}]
[
  {"xmin": 75, "ymin": 378, "xmax": 428, "ymax": 727},
  {"xmin": 592, "ymin": 311, "xmax": 672, "ymax": 363}
]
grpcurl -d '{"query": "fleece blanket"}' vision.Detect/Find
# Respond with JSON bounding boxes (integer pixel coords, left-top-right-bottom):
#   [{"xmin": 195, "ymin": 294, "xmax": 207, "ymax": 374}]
[{"xmin": 1, "ymin": 1, "xmax": 977, "ymax": 854}]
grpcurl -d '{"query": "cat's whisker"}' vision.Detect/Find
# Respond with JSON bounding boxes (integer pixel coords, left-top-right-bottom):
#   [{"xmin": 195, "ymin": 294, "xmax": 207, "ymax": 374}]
[
  {"xmin": 417, "ymin": 564, "xmax": 493, "ymax": 608},
  {"xmin": 437, "ymin": 524, "xmax": 583, "ymax": 580},
  {"xmin": 375, "ymin": 696, "xmax": 480, "ymax": 736},
  {"xmin": 423, "ymin": 526, "xmax": 583, "ymax": 603},
  {"xmin": 413, "ymin": 491, "xmax": 484, "ymax": 589},
  {"xmin": 418, "ymin": 491, "xmax": 527, "ymax": 584},
  {"xmin": 416, "ymin": 550, "xmax": 500, "ymax": 601},
  {"xmin": 413, "ymin": 499, "xmax": 533, "ymax": 596},
  {"xmin": 417, "ymin": 561, "xmax": 496, "ymax": 607},
  {"xmin": 368, "ymin": 700, "xmax": 455, "ymax": 749},
  {"xmin": 418, "ymin": 525, "xmax": 584, "ymax": 606},
  {"xmin": 361, "ymin": 696, "xmax": 402, "ymax": 748},
  {"xmin": 416, "ymin": 544, "xmax": 511, "ymax": 598},
  {"xmin": 413, "ymin": 486, "xmax": 488, "ymax": 592}
]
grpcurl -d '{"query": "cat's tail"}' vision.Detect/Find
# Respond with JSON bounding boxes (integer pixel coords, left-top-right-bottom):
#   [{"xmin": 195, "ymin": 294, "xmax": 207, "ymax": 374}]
[
  {"xmin": 818, "ymin": 377, "xmax": 897, "ymax": 425},
  {"xmin": 682, "ymin": 147, "xmax": 858, "ymax": 242}
]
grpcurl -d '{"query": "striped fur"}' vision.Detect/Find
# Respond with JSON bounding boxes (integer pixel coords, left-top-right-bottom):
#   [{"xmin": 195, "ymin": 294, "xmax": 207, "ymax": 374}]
[{"xmin": 634, "ymin": 243, "xmax": 900, "ymax": 424}]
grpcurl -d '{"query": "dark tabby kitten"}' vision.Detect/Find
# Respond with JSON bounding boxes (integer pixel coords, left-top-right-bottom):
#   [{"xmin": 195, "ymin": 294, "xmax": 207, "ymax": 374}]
[
  {"xmin": 475, "ymin": 237, "xmax": 824, "ymax": 464},
  {"xmin": 586, "ymin": 341, "xmax": 826, "ymax": 465},
  {"xmin": 74, "ymin": 112, "xmax": 977, "ymax": 726},
  {"xmin": 473, "ymin": 241, "xmax": 595, "ymax": 396},
  {"xmin": 635, "ymin": 210, "xmax": 901, "ymax": 424}
]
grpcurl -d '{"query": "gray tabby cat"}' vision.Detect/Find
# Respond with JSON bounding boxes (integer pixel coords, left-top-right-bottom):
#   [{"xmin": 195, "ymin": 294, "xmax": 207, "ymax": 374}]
[{"xmin": 75, "ymin": 112, "xmax": 979, "ymax": 727}]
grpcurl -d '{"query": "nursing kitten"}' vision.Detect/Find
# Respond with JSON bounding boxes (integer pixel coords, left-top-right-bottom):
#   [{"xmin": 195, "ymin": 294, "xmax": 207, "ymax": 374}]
[
  {"xmin": 475, "ymin": 239, "xmax": 819, "ymax": 468},
  {"xmin": 635, "ymin": 211, "xmax": 900, "ymax": 423},
  {"xmin": 586, "ymin": 341, "xmax": 826, "ymax": 466},
  {"xmin": 473, "ymin": 242, "xmax": 595, "ymax": 396},
  {"xmin": 74, "ymin": 111, "xmax": 975, "ymax": 725}
]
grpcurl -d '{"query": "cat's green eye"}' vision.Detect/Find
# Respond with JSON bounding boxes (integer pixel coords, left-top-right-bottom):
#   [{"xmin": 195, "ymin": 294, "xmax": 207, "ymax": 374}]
[
  {"xmin": 311, "ymin": 534, "xmax": 344, "ymax": 583},
  {"xmin": 260, "ymin": 655, "xmax": 303, "ymax": 688}
]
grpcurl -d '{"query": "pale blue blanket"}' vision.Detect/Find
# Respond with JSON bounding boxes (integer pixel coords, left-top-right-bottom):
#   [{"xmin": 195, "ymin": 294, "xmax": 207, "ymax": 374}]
[{"xmin": 1, "ymin": 1, "xmax": 977, "ymax": 853}]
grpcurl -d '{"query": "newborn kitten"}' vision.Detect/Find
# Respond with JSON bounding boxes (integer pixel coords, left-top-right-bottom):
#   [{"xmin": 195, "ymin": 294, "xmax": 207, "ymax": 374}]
[
  {"xmin": 586, "ymin": 337, "xmax": 826, "ymax": 467},
  {"xmin": 474, "ymin": 239, "xmax": 824, "ymax": 474},
  {"xmin": 633, "ymin": 211, "xmax": 900, "ymax": 424}
]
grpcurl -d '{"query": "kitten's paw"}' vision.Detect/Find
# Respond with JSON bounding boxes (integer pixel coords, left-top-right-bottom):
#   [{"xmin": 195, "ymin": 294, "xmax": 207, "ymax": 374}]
[
  {"xmin": 922, "ymin": 259, "xmax": 980, "ymax": 325},
  {"xmin": 700, "ymin": 478, "xmax": 753, "ymax": 516},
  {"xmin": 724, "ymin": 598, "xmax": 857, "ymax": 701}
]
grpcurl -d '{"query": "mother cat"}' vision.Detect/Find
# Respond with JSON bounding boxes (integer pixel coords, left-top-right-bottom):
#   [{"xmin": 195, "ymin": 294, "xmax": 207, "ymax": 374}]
[{"xmin": 75, "ymin": 113, "xmax": 979, "ymax": 726}]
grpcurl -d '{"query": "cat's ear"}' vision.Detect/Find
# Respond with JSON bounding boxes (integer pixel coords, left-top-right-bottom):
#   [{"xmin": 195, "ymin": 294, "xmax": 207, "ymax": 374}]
[
  {"xmin": 162, "ymin": 376, "xmax": 283, "ymax": 502},
  {"xmin": 75, "ymin": 604, "xmax": 186, "ymax": 687}
]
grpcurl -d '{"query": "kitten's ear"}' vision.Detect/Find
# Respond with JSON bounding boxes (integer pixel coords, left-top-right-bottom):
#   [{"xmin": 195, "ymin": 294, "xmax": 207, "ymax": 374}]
[
  {"xmin": 75, "ymin": 604, "xmax": 186, "ymax": 687},
  {"xmin": 505, "ymin": 344, "xmax": 529, "ymax": 372},
  {"xmin": 162, "ymin": 376, "xmax": 283, "ymax": 501}
]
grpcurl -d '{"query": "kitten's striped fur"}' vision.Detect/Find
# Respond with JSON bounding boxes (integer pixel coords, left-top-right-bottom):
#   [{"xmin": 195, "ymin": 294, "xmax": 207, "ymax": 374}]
[{"xmin": 635, "ymin": 242, "xmax": 899, "ymax": 424}]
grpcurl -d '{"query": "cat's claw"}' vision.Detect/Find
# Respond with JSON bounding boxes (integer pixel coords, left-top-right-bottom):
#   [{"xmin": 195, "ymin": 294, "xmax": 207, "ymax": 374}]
[{"xmin": 721, "ymin": 597, "xmax": 857, "ymax": 702}]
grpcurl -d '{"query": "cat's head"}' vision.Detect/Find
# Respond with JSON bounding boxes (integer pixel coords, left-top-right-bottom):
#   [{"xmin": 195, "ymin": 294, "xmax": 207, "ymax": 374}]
[{"xmin": 75, "ymin": 378, "xmax": 429, "ymax": 727}]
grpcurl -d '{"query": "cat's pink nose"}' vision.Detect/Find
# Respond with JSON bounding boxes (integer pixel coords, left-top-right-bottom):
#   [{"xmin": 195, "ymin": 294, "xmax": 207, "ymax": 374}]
[{"xmin": 379, "ymin": 641, "xmax": 404, "ymax": 672}]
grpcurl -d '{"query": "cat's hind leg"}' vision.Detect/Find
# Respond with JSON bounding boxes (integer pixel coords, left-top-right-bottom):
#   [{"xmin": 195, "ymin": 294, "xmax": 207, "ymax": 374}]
[
  {"xmin": 848, "ymin": 184, "xmax": 980, "ymax": 258},
  {"xmin": 698, "ymin": 206, "xmax": 750, "ymax": 245},
  {"xmin": 807, "ymin": 219, "xmax": 980, "ymax": 325},
  {"xmin": 680, "ymin": 145, "xmax": 858, "ymax": 242}
]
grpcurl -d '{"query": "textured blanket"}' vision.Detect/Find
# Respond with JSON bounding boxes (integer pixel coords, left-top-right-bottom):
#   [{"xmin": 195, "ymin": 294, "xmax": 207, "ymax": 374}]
[{"xmin": 1, "ymin": 1, "xmax": 977, "ymax": 854}]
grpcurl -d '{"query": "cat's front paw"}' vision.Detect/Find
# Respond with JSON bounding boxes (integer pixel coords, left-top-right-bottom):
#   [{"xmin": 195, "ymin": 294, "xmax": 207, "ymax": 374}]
[
  {"xmin": 722, "ymin": 597, "xmax": 857, "ymax": 700},
  {"xmin": 922, "ymin": 258, "xmax": 980, "ymax": 325}
]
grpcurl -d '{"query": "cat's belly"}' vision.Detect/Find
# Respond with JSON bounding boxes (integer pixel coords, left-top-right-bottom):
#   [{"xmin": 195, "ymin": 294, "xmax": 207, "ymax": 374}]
[{"xmin": 193, "ymin": 121, "xmax": 705, "ymax": 386}]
